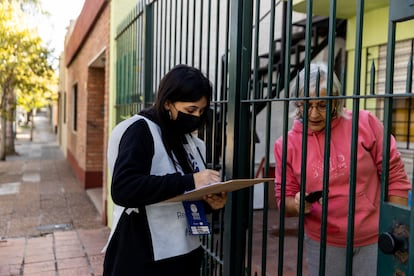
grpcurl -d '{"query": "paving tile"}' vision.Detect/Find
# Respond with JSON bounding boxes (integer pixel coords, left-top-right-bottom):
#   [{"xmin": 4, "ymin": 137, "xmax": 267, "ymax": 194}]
[
  {"xmin": 78, "ymin": 229, "xmax": 107, "ymax": 255},
  {"xmin": 9, "ymin": 264, "xmax": 21, "ymax": 275},
  {"xmin": 83, "ymin": 245, "xmax": 105, "ymax": 256},
  {"xmin": 57, "ymin": 256, "xmax": 88, "ymax": 270},
  {"xmin": 25, "ymin": 247, "xmax": 54, "ymax": 256},
  {"xmin": 0, "ymin": 224, "xmax": 8, "ymax": 238},
  {"xmin": 25, "ymin": 245, "xmax": 55, "ymax": 262},
  {"xmin": 88, "ymin": 254, "xmax": 104, "ymax": 275},
  {"xmin": 54, "ymin": 239, "xmax": 82, "ymax": 248},
  {"xmin": 0, "ymin": 259, "xmax": 23, "ymax": 270},
  {"xmin": 54, "ymin": 231, "xmax": 79, "ymax": 241},
  {"xmin": 26, "ymin": 235, "xmax": 53, "ymax": 248},
  {"xmin": 55, "ymin": 249, "xmax": 85, "ymax": 260},
  {"xmin": 0, "ymin": 116, "xmax": 118, "ymax": 276},
  {"xmin": 0, "ymin": 198, "xmax": 14, "ymax": 215},
  {"xmin": 7, "ymin": 217, "xmax": 40, "ymax": 238},
  {"xmin": 23, "ymin": 271, "xmax": 57, "ymax": 276},
  {"xmin": 0, "ymin": 239, "xmax": 25, "ymax": 265},
  {"xmin": 54, "ymin": 238, "xmax": 82, "ymax": 248},
  {"xmin": 23, "ymin": 260, "xmax": 56, "ymax": 274},
  {"xmin": 0, "ymin": 265, "xmax": 14, "ymax": 275},
  {"xmin": 0, "ymin": 237, "xmax": 25, "ymax": 248},
  {"xmin": 0, "ymin": 264, "xmax": 21, "ymax": 276},
  {"xmin": 58, "ymin": 266, "xmax": 92, "ymax": 276},
  {"xmin": 24, "ymin": 252, "xmax": 55, "ymax": 264}
]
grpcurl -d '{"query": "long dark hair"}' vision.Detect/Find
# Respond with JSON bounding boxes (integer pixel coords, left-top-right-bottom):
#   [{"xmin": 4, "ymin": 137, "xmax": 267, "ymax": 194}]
[{"xmin": 142, "ymin": 64, "xmax": 212, "ymax": 173}]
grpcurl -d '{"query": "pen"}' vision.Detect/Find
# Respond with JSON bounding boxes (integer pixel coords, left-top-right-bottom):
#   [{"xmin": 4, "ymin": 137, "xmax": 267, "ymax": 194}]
[
  {"xmin": 196, "ymin": 146, "xmax": 208, "ymax": 168},
  {"xmin": 196, "ymin": 146, "xmax": 221, "ymax": 171}
]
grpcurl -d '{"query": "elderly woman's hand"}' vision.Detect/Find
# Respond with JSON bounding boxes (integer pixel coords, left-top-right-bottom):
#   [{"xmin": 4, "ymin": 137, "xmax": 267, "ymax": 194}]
[
  {"xmin": 204, "ymin": 192, "xmax": 227, "ymax": 210},
  {"xmin": 294, "ymin": 192, "xmax": 312, "ymax": 214}
]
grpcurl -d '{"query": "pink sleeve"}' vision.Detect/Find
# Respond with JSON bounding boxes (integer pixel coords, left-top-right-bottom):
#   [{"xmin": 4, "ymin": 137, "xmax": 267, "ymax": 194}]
[
  {"xmin": 274, "ymin": 138, "xmax": 300, "ymax": 208},
  {"xmin": 367, "ymin": 112, "xmax": 411, "ymax": 197}
]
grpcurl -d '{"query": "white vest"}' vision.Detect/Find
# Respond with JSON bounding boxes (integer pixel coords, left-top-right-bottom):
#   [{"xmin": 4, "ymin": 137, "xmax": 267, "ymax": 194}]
[{"xmin": 103, "ymin": 115, "xmax": 206, "ymax": 260}]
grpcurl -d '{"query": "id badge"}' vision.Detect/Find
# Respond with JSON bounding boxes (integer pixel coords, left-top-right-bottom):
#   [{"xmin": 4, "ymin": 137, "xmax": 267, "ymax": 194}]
[{"xmin": 182, "ymin": 201, "xmax": 211, "ymax": 235}]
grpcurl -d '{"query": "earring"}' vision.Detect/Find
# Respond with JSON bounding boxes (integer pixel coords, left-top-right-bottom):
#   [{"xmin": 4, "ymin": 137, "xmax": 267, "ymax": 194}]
[{"xmin": 168, "ymin": 110, "xmax": 172, "ymax": 120}]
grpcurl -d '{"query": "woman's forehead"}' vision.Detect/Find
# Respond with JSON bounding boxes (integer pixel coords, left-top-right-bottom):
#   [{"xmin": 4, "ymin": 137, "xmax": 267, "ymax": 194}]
[
  {"xmin": 174, "ymin": 97, "xmax": 207, "ymax": 107},
  {"xmin": 309, "ymin": 87, "xmax": 327, "ymax": 97}
]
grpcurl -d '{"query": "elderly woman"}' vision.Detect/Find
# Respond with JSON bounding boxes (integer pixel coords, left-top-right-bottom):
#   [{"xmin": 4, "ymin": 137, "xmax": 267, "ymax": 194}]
[{"xmin": 273, "ymin": 62, "xmax": 410, "ymax": 276}]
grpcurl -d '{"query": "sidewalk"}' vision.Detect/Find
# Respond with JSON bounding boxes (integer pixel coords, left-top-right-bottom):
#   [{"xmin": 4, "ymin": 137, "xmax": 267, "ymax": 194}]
[{"xmin": 0, "ymin": 112, "xmax": 109, "ymax": 276}]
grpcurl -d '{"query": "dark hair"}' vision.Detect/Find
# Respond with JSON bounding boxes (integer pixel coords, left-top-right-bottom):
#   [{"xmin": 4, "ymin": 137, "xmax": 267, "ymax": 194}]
[
  {"xmin": 145, "ymin": 64, "xmax": 212, "ymax": 173},
  {"xmin": 154, "ymin": 64, "xmax": 212, "ymax": 120}
]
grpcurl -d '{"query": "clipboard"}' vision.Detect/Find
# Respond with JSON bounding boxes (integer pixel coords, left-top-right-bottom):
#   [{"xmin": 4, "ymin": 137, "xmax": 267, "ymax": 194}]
[{"xmin": 164, "ymin": 177, "xmax": 274, "ymax": 202}]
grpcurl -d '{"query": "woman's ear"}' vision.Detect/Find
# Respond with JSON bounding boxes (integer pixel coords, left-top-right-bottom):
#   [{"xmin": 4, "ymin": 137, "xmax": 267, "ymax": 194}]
[
  {"xmin": 164, "ymin": 100, "xmax": 171, "ymax": 111},
  {"xmin": 164, "ymin": 101, "xmax": 173, "ymax": 120}
]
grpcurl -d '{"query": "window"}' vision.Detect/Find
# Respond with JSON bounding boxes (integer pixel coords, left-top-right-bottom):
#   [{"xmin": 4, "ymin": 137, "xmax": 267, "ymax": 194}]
[
  {"xmin": 63, "ymin": 92, "xmax": 67, "ymax": 124},
  {"xmin": 73, "ymin": 84, "xmax": 78, "ymax": 131}
]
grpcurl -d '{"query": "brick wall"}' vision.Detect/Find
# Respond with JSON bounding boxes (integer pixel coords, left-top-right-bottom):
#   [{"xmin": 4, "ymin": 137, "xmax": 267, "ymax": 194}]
[
  {"xmin": 87, "ymin": 67, "xmax": 104, "ymax": 170},
  {"xmin": 65, "ymin": 2, "xmax": 109, "ymax": 190}
]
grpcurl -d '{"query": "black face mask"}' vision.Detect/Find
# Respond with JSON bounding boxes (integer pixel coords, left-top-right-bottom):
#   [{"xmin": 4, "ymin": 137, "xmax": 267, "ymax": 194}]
[{"xmin": 172, "ymin": 111, "xmax": 204, "ymax": 134}]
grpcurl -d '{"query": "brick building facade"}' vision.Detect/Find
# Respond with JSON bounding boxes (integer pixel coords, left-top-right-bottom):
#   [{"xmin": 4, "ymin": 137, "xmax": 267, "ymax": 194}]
[{"xmin": 63, "ymin": 0, "xmax": 110, "ymax": 203}]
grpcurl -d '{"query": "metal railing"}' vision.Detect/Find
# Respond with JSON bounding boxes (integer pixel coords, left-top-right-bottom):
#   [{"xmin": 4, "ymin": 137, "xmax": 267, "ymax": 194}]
[{"xmin": 113, "ymin": 0, "xmax": 414, "ymax": 275}]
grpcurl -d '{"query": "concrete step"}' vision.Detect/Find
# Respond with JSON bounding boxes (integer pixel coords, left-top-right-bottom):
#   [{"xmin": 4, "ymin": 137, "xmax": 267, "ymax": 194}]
[{"xmin": 86, "ymin": 187, "xmax": 103, "ymax": 216}]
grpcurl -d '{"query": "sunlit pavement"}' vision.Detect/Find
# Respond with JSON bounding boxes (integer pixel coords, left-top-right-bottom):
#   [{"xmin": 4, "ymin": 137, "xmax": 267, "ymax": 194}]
[{"xmin": 0, "ymin": 111, "xmax": 109, "ymax": 275}]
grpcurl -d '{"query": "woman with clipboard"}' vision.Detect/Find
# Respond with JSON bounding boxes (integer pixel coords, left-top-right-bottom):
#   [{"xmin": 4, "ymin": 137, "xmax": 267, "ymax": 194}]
[{"xmin": 103, "ymin": 65, "xmax": 227, "ymax": 276}]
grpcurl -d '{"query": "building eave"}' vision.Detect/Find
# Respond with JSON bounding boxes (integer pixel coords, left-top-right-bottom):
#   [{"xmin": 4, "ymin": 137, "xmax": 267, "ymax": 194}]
[
  {"xmin": 292, "ymin": 0, "xmax": 388, "ymax": 19},
  {"xmin": 65, "ymin": 0, "xmax": 109, "ymax": 67}
]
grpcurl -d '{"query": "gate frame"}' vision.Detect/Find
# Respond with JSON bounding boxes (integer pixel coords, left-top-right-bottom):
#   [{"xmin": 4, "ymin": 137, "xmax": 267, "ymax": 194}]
[{"xmin": 377, "ymin": 0, "xmax": 414, "ymax": 274}]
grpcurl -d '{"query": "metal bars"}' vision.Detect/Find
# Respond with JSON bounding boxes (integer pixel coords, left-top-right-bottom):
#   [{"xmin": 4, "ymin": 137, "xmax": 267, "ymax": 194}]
[{"xmin": 113, "ymin": 0, "xmax": 414, "ymax": 275}]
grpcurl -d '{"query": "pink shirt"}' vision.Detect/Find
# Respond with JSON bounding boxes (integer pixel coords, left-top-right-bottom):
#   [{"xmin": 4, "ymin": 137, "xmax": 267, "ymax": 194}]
[{"xmin": 274, "ymin": 110, "xmax": 411, "ymax": 247}]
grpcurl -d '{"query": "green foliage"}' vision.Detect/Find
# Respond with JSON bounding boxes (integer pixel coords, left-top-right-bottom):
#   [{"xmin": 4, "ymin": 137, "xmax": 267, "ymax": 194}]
[{"xmin": 0, "ymin": 0, "xmax": 57, "ymax": 117}]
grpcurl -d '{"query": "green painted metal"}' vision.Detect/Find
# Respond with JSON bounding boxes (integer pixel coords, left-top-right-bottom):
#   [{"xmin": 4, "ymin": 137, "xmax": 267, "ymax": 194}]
[
  {"xmin": 278, "ymin": 0, "xmax": 293, "ymax": 274},
  {"xmin": 246, "ymin": 12, "xmax": 262, "ymax": 267},
  {"xmin": 260, "ymin": 3, "xmax": 276, "ymax": 275},
  {"xmin": 295, "ymin": 1, "xmax": 314, "ymax": 274},
  {"xmin": 198, "ymin": 0, "xmax": 204, "ymax": 69},
  {"xmin": 143, "ymin": 4, "xmax": 153, "ymax": 107},
  {"xmin": 345, "ymin": 0, "xmax": 364, "ymax": 274},
  {"xmin": 378, "ymin": 1, "xmax": 414, "ymax": 275},
  {"xmin": 114, "ymin": 3, "xmax": 144, "ymax": 122},
  {"xmin": 223, "ymin": 0, "xmax": 254, "ymax": 274},
  {"xmin": 205, "ymin": 0, "xmax": 211, "ymax": 78}
]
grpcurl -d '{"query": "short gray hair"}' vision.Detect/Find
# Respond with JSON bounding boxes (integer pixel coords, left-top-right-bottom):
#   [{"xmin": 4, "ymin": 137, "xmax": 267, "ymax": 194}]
[{"xmin": 291, "ymin": 62, "xmax": 346, "ymax": 119}]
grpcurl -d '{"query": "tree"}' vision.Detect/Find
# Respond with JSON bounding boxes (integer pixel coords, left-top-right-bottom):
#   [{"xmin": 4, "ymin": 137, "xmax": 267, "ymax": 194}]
[
  {"xmin": 16, "ymin": 59, "xmax": 57, "ymax": 141},
  {"xmin": 0, "ymin": 1, "xmax": 56, "ymax": 160}
]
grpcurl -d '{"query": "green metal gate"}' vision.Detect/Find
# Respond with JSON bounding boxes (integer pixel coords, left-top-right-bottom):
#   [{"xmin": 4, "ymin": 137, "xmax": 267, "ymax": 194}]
[
  {"xmin": 113, "ymin": 0, "xmax": 414, "ymax": 275},
  {"xmin": 377, "ymin": 1, "xmax": 414, "ymax": 275}
]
